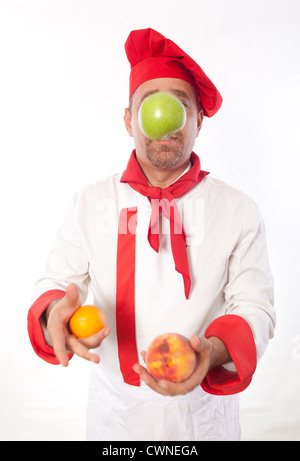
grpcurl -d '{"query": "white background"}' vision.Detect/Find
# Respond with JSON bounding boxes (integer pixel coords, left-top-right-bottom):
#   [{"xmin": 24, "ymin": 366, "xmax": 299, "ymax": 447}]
[{"xmin": 0, "ymin": 0, "xmax": 299, "ymax": 441}]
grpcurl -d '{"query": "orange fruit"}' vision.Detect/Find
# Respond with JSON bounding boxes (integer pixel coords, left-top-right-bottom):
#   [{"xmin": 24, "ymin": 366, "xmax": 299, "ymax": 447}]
[{"xmin": 69, "ymin": 305, "xmax": 106, "ymax": 338}]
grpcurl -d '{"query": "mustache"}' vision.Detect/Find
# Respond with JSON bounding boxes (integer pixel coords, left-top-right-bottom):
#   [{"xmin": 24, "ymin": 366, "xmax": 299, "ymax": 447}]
[{"xmin": 145, "ymin": 131, "xmax": 184, "ymax": 149}]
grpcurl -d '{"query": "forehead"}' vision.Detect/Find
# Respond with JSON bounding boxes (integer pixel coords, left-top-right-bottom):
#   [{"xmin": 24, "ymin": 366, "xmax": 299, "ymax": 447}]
[{"xmin": 133, "ymin": 77, "xmax": 197, "ymax": 106}]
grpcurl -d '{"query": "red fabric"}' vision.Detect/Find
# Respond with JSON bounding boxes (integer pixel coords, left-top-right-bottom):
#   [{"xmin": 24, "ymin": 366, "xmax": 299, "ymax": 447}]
[
  {"xmin": 27, "ymin": 289, "xmax": 72, "ymax": 364},
  {"xmin": 116, "ymin": 207, "xmax": 140, "ymax": 386},
  {"xmin": 125, "ymin": 28, "xmax": 222, "ymax": 117},
  {"xmin": 201, "ymin": 315, "xmax": 257, "ymax": 395},
  {"xmin": 121, "ymin": 150, "xmax": 209, "ymax": 299}
]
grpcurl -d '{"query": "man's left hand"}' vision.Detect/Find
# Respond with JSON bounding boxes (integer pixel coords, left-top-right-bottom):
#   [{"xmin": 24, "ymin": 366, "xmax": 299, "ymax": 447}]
[{"xmin": 133, "ymin": 336, "xmax": 228, "ymax": 396}]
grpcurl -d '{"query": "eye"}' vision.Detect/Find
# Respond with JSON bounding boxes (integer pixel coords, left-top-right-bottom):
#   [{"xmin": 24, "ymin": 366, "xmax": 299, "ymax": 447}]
[{"xmin": 181, "ymin": 100, "xmax": 189, "ymax": 108}]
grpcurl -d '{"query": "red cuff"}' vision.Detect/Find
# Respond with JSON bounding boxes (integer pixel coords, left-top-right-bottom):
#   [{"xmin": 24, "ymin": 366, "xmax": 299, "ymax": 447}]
[
  {"xmin": 201, "ymin": 315, "xmax": 257, "ymax": 395},
  {"xmin": 27, "ymin": 290, "xmax": 73, "ymax": 364}
]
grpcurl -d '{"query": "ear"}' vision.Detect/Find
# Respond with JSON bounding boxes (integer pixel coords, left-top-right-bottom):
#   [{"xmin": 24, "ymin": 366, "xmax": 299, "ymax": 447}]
[
  {"xmin": 124, "ymin": 108, "xmax": 133, "ymax": 137},
  {"xmin": 196, "ymin": 109, "xmax": 204, "ymax": 137}
]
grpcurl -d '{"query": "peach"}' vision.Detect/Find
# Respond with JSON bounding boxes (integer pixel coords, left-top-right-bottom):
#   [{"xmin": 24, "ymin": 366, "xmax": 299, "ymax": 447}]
[{"xmin": 145, "ymin": 333, "xmax": 197, "ymax": 383}]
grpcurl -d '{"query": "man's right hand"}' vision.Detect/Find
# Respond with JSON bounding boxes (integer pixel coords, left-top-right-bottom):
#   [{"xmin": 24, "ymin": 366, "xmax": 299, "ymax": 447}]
[{"xmin": 45, "ymin": 283, "xmax": 110, "ymax": 367}]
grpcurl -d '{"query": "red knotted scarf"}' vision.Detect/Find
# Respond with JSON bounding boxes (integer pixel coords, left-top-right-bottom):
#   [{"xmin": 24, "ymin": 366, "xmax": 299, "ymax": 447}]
[{"xmin": 120, "ymin": 150, "xmax": 209, "ymax": 299}]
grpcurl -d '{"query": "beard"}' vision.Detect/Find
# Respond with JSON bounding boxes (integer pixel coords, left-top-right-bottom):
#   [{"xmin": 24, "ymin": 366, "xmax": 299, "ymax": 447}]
[{"xmin": 145, "ymin": 132, "xmax": 185, "ymax": 169}]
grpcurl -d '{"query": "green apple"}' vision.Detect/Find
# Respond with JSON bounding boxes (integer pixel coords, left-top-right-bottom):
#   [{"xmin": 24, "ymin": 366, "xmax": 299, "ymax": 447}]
[{"xmin": 138, "ymin": 92, "xmax": 186, "ymax": 140}]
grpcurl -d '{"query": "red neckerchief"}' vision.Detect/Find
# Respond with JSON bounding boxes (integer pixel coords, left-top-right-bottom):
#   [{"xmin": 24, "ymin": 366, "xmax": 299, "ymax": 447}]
[{"xmin": 120, "ymin": 150, "xmax": 209, "ymax": 299}]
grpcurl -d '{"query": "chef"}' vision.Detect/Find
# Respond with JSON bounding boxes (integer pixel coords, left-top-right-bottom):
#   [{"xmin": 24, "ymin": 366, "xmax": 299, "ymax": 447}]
[{"xmin": 27, "ymin": 28, "xmax": 275, "ymax": 441}]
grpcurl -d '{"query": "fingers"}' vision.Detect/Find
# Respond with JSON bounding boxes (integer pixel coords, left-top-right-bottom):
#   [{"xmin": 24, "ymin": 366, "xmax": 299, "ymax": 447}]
[
  {"xmin": 65, "ymin": 283, "xmax": 81, "ymax": 308},
  {"xmin": 47, "ymin": 284, "xmax": 81, "ymax": 328},
  {"xmin": 132, "ymin": 363, "xmax": 171, "ymax": 396},
  {"xmin": 58, "ymin": 283, "xmax": 81, "ymax": 320},
  {"xmin": 133, "ymin": 362, "xmax": 193, "ymax": 396},
  {"xmin": 134, "ymin": 336, "xmax": 213, "ymax": 397},
  {"xmin": 49, "ymin": 322, "xmax": 71, "ymax": 367},
  {"xmin": 66, "ymin": 336, "xmax": 100, "ymax": 364},
  {"xmin": 78, "ymin": 327, "xmax": 110, "ymax": 349},
  {"xmin": 190, "ymin": 335, "xmax": 213, "ymax": 357},
  {"xmin": 47, "ymin": 282, "xmax": 110, "ymax": 366},
  {"xmin": 65, "ymin": 328, "xmax": 110, "ymax": 364},
  {"xmin": 46, "ymin": 284, "xmax": 80, "ymax": 366}
]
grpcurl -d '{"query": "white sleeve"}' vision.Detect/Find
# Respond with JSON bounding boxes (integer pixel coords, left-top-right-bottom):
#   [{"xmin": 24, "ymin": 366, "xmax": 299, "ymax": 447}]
[
  {"xmin": 32, "ymin": 192, "xmax": 90, "ymax": 305},
  {"xmin": 224, "ymin": 197, "xmax": 275, "ymax": 362}
]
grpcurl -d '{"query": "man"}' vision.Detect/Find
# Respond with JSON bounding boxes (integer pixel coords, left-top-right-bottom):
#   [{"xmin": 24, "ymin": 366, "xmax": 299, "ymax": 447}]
[{"xmin": 27, "ymin": 28, "xmax": 275, "ymax": 441}]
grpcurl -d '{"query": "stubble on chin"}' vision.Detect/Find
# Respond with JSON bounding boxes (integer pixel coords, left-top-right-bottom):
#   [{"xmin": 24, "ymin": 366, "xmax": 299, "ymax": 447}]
[{"xmin": 145, "ymin": 132, "xmax": 185, "ymax": 169}]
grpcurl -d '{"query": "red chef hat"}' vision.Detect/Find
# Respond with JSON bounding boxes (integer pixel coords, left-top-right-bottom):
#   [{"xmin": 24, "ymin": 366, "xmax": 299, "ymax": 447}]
[{"xmin": 125, "ymin": 28, "xmax": 222, "ymax": 117}]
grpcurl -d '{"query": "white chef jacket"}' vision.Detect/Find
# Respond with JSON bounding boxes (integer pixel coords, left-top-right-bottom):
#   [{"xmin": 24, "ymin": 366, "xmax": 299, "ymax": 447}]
[{"xmin": 28, "ymin": 159, "xmax": 275, "ymax": 441}]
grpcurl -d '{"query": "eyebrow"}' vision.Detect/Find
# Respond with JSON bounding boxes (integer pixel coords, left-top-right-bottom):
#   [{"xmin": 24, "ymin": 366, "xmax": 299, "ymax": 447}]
[
  {"xmin": 171, "ymin": 89, "xmax": 190, "ymax": 101},
  {"xmin": 140, "ymin": 89, "xmax": 159, "ymax": 104}
]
